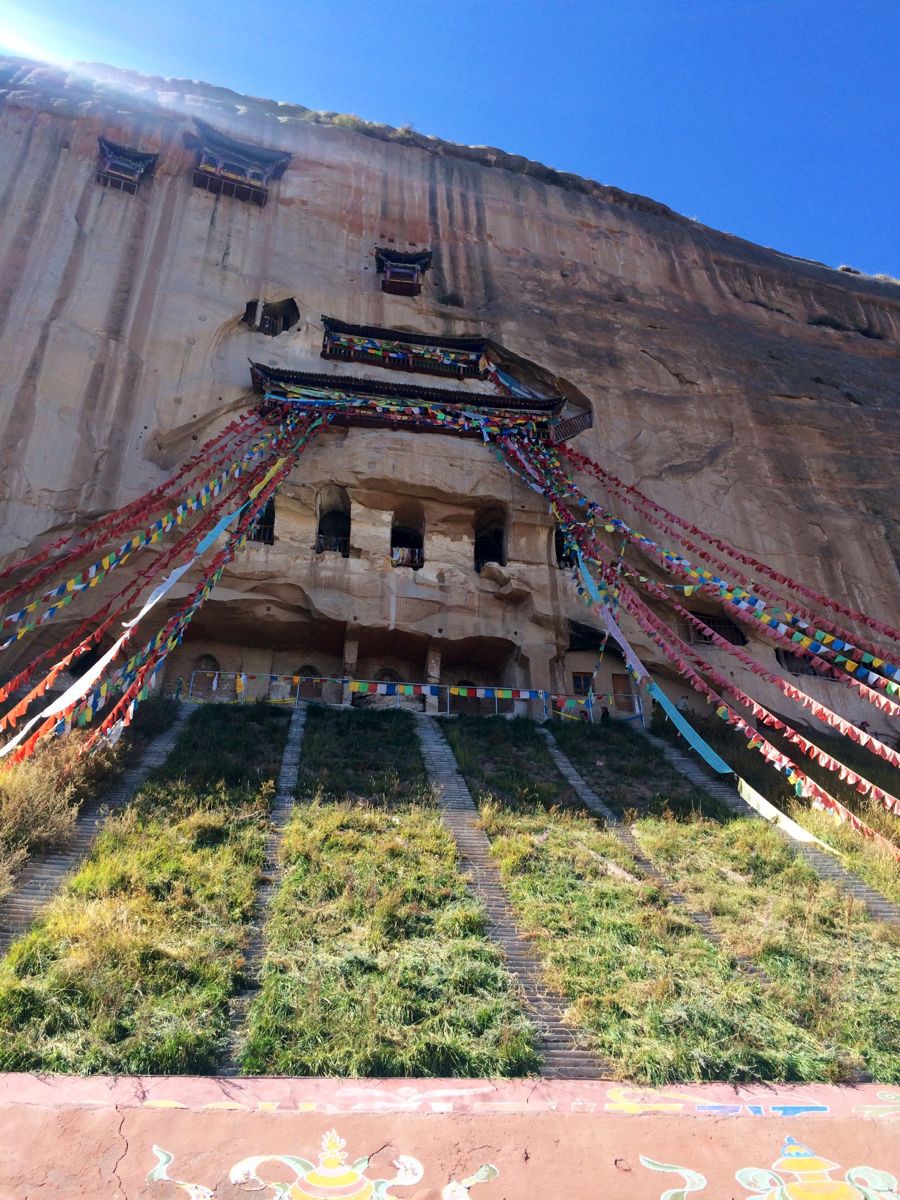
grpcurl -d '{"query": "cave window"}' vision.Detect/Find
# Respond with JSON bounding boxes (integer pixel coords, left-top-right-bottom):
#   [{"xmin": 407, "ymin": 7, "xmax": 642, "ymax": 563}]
[
  {"xmin": 194, "ymin": 654, "xmax": 221, "ymax": 675},
  {"xmin": 572, "ymin": 672, "xmax": 593, "ymax": 696},
  {"xmin": 474, "ymin": 509, "xmax": 508, "ymax": 573},
  {"xmin": 243, "ymin": 297, "xmax": 299, "ymax": 337},
  {"xmin": 71, "ymin": 644, "xmax": 105, "ymax": 676},
  {"xmin": 316, "ymin": 487, "xmax": 351, "ymax": 556},
  {"xmin": 249, "ymin": 498, "xmax": 276, "ymax": 546},
  {"xmin": 687, "ymin": 612, "xmax": 747, "ymax": 646},
  {"xmin": 377, "ymin": 668, "xmax": 402, "ymax": 683},
  {"xmin": 775, "ymin": 648, "xmax": 836, "ymax": 679},
  {"xmin": 391, "ymin": 521, "xmax": 424, "ymax": 570},
  {"xmin": 555, "ymin": 526, "xmax": 577, "ymax": 569}
]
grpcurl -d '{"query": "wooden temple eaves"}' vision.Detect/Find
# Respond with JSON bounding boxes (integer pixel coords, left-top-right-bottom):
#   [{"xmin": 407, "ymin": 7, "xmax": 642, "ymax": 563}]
[
  {"xmin": 185, "ymin": 120, "xmax": 291, "ymax": 207},
  {"xmin": 320, "ymin": 315, "xmax": 488, "ymax": 380},
  {"xmin": 249, "ymin": 363, "xmax": 571, "ymax": 439},
  {"xmin": 374, "ymin": 247, "xmax": 433, "ymax": 296},
  {"xmin": 250, "ymin": 364, "xmax": 562, "ymax": 412},
  {"xmin": 96, "ymin": 137, "xmax": 158, "ymax": 194}
]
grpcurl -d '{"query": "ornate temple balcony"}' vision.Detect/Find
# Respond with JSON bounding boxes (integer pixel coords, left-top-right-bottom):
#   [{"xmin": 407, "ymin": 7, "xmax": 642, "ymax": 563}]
[
  {"xmin": 96, "ymin": 137, "xmax": 157, "ymax": 194},
  {"xmin": 186, "ymin": 120, "xmax": 291, "ymax": 208},
  {"xmin": 375, "ymin": 248, "xmax": 433, "ymax": 296}
]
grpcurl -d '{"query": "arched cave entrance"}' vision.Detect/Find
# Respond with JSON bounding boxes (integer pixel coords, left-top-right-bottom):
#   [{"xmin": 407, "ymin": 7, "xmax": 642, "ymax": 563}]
[
  {"xmin": 316, "ymin": 486, "xmax": 351, "ymax": 557},
  {"xmin": 474, "ymin": 507, "xmax": 507, "ymax": 573}
]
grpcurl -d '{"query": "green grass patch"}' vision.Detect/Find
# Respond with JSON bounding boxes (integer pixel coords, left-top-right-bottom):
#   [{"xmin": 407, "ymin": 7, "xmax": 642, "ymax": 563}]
[
  {"xmin": 0, "ymin": 702, "xmax": 289, "ymax": 1073},
  {"xmin": 446, "ymin": 718, "xmax": 838, "ymax": 1081},
  {"xmin": 0, "ymin": 694, "xmax": 180, "ymax": 902},
  {"xmin": 651, "ymin": 709, "xmax": 900, "ymax": 901},
  {"xmin": 633, "ymin": 812, "xmax": 900, "ymax": 1082},
  {"xmin": 788, "ymin": 808, "xmax": 900, "ymax": 904},
  {"xmin": 298, "ymin": 706, "xmax": 431, "ymax": 803},
  {"xmin": 241, "ymin": 798, "xmax": 538, "ymax": 1076},
  {"xmin": 552, "ymin": 716, "xmax": 726, "ymax": 819},
  {"xmin": 443, "ymin": 716, "xmax": 580, "ymax": 810},
  {"xmin": 481, "ymin": 799, "xmax": 838, "ymax": 1083}
]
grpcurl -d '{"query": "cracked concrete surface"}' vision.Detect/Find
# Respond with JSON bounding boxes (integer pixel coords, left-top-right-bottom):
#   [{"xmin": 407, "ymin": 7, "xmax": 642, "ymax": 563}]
[{"xmin": 0, "ymin": 1076, "xmax": 895, "ymax": 1198}]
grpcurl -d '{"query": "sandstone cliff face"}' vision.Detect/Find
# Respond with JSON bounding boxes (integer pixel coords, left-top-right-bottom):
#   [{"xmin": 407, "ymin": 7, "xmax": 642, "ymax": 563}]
[{"xmin": 0, "ymin": 58, "xmax": 897, "ymax": 724}]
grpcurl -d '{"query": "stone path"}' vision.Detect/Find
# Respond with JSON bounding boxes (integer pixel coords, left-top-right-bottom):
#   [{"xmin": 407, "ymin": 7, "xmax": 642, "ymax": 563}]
[
  {"xmin": 416, "ymin": 716, "xmax": 610, "ymax": 1080},
  {"xmin": 0, "ymin": 704, "xmax": 192, "ymax": 956},
  {"xmin": 644, "ymin": 732, "xmax": 899, "ymax": 927},
  {"xmin": 539, "ymin": 728, "xmax": 771, "ymax": 984},
  {"xmin": 219, "ymin": 703, "xmax": 308, "ymax": 1076}
]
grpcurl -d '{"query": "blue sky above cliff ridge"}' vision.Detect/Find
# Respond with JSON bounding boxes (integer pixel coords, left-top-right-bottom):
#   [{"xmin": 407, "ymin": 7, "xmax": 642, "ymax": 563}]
[{"xmin": 1, "ymin": 0, "xmax": 898, "ymax": 277}]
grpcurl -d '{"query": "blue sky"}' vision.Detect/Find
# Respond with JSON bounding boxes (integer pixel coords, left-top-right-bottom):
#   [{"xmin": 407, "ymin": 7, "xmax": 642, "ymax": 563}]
[{"xmin": 1, "ymin": 0, "xmax": 898, "ymax": 277}]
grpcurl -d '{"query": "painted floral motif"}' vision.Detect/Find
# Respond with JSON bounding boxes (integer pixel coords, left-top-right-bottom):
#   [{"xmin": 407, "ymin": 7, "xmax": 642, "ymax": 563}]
[
  {"xmin": 148, "ymin": 1147, "xmax": 214, "ymax": 1199},
  {"xmin": 735, "ymin": 1138, "xmax": 900, "ymax": 1200},
  {"xmin": 640, "ymin": 1142, "xmax": 899, "ymax": 1200},
  {"xmin": 853, "ymin": 1091, "xmax": 900, "ymax": 1122},
  {"xmin": 229, "ymin": 1130, "xmax": 423, "ymax": 1198},
  {"xmin": 147, "ymin": 1134, "xmax": 500, "ymax": 1199},
  {"xmin": 639, "ymin": 1157, "xmax": 708, "ymax": 1199},
  {"xmin": 441, "ymin": 1163, "xmax": 500, "ymax": 1199}
]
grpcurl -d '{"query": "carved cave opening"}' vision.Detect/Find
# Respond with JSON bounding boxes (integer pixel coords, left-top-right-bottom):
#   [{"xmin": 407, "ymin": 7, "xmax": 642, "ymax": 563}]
[
  {"xmin": 316, "ymin": 487, "xmax": 351, "ymax": 557},
  {"xmin": 243, "ymin": 298, "xmax": 300, "ymax": 337},
  {"xmin": 248, "ymin": 497, "xmax": 276, "ymax": 546},
  {"xmin": 474, "ymin": 507, "xmax": 508, "ymax": 573},
  {"xmin": 391, "ymin": 501, "xmax": 425, "ymax": 570}
]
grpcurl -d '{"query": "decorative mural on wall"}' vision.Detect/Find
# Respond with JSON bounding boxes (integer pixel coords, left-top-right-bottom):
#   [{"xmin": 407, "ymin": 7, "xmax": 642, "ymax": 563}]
[
  {"xmin": 148, "ymin": 1131, "xmax": 499, "ymax": 1199},
  {"xmin": 640, "ymin": 1139, "xmax": 899, "ymax": 1200},
  {"xmin": 146, "ymin": 1133, "xmax": 898, "ymax": 1199}
]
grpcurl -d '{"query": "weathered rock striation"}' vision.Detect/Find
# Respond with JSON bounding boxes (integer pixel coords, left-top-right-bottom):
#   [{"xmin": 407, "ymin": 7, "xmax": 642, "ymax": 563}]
[{"xmin": 0, "ymin": 56, "xmax": 897, "ymax": 728}]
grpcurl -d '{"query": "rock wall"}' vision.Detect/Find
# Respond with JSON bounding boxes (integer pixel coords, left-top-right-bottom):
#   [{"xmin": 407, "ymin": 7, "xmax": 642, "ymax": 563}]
[{"xmin": 0, "ymin": 57, "xmax": 897, "ymax": 731}]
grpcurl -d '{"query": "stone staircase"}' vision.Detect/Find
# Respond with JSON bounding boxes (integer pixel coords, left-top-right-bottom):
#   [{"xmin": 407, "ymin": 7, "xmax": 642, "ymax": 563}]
[
  {"xmin": 416, "ymin": 716, "xmax": 610, "ymax": 1080},
  {"xmin": 539, "ymin": 728, "xmax": 771, "ymax": 983},
  {"xmin": 219, "ymin": 703, "xmax": 308, "ymax": 1075},
  {"xmin": 0, "ymin": 704, "xmax": 192, "ymax": 956},
  {"xmin": 644, "ymin": 732, "xmax": 899, "ymax": 927}
]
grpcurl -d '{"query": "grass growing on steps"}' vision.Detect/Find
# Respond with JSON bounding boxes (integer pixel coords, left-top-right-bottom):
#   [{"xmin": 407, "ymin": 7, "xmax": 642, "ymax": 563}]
[
  {"xmin": 298, "ymin": 706, "xmax": 431, "ymax": 802},
  {"xmin": 552, "ymin": 716, "xmax": 728, "ymax": 819},
  {"xmin": 243, "ymin": 708, "xmax": 537, "ymax": 1076},
  {"xmin": 551, "ymin": 721, "xmax": 899, "ymax": 1079},
  {"xmin": 447, "ymin": 717, "xmax": 888, "ymax": 1082},
  {"xmin": 650, "ymin": 709, "xmax": 900, "ymax": 903},
  {"xmin": 241, "ymin": 798, "xmax": 539, "ymax": 1076},
  {"xmin": 443, "ymin": 715, "xmax": 581, "ymax": 810},
  {"xmin": 632, "ymin": 813, "xmax": 900, "ymax": 1082},
  {"xmin": 0, "ymin": 694, "xmax": 180, "ymax": 902},
  {"xmin": 480, "ymin": 800, "xmax": 837, "ymax": 1083},
  {"xmin": 790, "ymin": 809, "xmax": 900, "ymax": 904},
  {"xmin": 0, "ymin": 702, "xmax": 289, "ymax": 1074}
]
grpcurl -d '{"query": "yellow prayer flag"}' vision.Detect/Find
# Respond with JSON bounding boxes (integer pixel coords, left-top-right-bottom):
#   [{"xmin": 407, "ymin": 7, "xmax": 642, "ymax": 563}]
[{"xmin": 249, "ymin": 456, "xmax": 287, "ymax": 500}]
